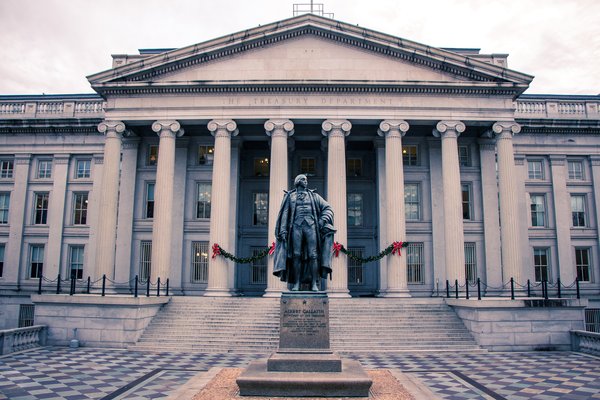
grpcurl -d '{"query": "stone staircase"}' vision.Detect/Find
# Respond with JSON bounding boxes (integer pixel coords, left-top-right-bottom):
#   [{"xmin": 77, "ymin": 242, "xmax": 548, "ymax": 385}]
[{"xmin": 130, "ymin": 296, "xmax": 482, "ymax": 353}]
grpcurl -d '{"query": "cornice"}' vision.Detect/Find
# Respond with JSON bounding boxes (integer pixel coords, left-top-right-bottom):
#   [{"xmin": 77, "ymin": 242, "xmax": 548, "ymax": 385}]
[{"xmin": 0, "ymin": 126, "xmax": 100, "ymax": 134}]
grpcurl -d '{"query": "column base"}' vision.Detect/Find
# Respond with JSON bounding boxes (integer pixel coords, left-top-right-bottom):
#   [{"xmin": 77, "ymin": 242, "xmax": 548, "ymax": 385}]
[
  {"xmin": 263, "ymin": 288, "xmax": 283, "ymax": 298},
  {"xmin": 380, "ymin": 289, "xmax": 412, "ymax": 298},
  {"xmin": 203, "ymin": 288, "xmax": 234, "ymax": 297},
  {"xmin": 326, "ymin": 289, "xmax": 351, "ymax": 298}
]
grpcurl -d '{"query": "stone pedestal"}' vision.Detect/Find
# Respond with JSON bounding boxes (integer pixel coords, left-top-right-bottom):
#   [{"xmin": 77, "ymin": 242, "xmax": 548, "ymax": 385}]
[{"xmin": 237, "ymin": 292, "xmax": 372, "ymax": 397}]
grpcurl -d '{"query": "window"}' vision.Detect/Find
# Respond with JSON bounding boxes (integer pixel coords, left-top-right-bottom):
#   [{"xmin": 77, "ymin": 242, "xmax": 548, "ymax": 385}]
[
  {"xmin": 530, "ymin": 194, "xmax": 546, "ymax": 227},
  {"xmin": 568, "ymin": 160, "xmax": 584, "ymax": 180},
  {"xmin": 0, "ymin": 193, "xmax": 9, "ymax": 224},
  {"xmin": 347, "ymin": 193, "xmax": 363, "ymax": 227},
  {"xmin": 464, "ymin": 242, "xmax": 477, "ymax": 283},
  {"xmin": 76, "ymin": 159, "xmax": 91, "ymax": 178},
  {"xmin": 72, "ymin": 193, "xmax": 88, "ymax": 225},
  {"xmin": 145, "ymin": 183, "xmax": 155, "ymax": 219},
  {"xmin": 253, "ymin": 192, "xmax": 268, "ymax": 226},
  {"xmin": 0, "ymin": 244, "xmax": 4, "ymax": 278},
  {"xmin": 253, "ymin": 157, "xmax": 269, "ymax": 177},
  {"xmin": 196, "ymin": 183, "xmax": 211, "ymax": 219},
  {"xmin": 69, "ymin": 246, "xmax": 84, "ymax": 280},
  {"xmin": 191, "ymin": 242, "xmax": 209, "ymax": 283},
  {"xmin": 404, "ymin": 184, "xmax": 420, "ymax": 221},
  {"xmin": 140, "ymin": 241, "xmax": 152, "ymax": 281},
  {"xmin": 147, "ymin": 145, "xmax": 158, "ymax": 166},
  {"xmin": 533, "ymin": 248, "xmax": 550, "ymax": 283},
  {"xmin": 0, "ymin": 159, "xmax": 13, "ymax": 179},
  {"xmin": 300, "ymin": 158, "xmax": 316, "ymax": 176},
  {"xmin": 575, "ymin": 248, "xmax": 591, "ymax": 282},
  {"xmin": 461, "ymin": 184, "xmax": 472, "ymax": 220},
  {"xmin": 571, "ymin": 195, "xmax": 586, "ymax": 227},
  {"xmin": 402, "ymin": 145, "xmax": 418, "ymax": 166},
  {"xmin": 18, "ymin": 304, "xmax": 34, "ymax": 328},
  {"xmin": 29, "ymin": 244, "xmax": 44, "ymax": 278},
  {"xmin": 528, "ymin": 160, "xmax": 544, "ymax": 179},
  {"xmin": 198, "ymin": 145, "xmax": 214, "ymax": 165},
  {"xmin": 37, "ymin": 159, "xmax": 52, "ymax": 179},
  {"xmin": 250, "ymin": 247, "xmax": 267, "ymax": 284},
  {"xmin": 458, "ymin": 146, "xmax": 470, "ymax": 167},
  {"xmin": 407, "ymin": 243, "xmax": 424, "ymax": 284},
  {"xmin": 347, "ymin": 248, "xmax": 364, "ymax": 285},
  {"xmin": 33, "ymin": 193, "xmax": 49, "ymax": 224},
  {"xmin": 347, "ymin": 158, "xmax": 362, "ymax": 177}
]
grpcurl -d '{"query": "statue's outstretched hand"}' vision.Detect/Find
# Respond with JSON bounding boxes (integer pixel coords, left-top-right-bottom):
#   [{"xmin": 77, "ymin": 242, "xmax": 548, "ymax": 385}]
[{"xmin": 277, "ymin": 232, "xmax": 286, "ymax": 242}]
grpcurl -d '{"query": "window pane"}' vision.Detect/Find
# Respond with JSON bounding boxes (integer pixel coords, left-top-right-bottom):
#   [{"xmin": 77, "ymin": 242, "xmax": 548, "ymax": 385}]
[
  {"xmin": 528, "ymin": 160, "xmax": 543, "ymax": 180},
  {"xmin": 407, "ymin": 243, "xmax": 424, "ymax": 284},
  {"xmin": 253, "ymin": 157, "xmax": 269, "ymax": 177},
  {"xmin": 347, "ymin": 193, "xmax": 363, "ymax": 226},
  {"xmin": 402, "ymin": 145, "xmax": 418, "ymax": 166},
  {"xmin": 347, "ymin": 158, "xmax": 362, "ymax": 177},
  {"xmin": 575, "ymin": 248, "xmax": 591, "ymax": 282},
  {"xmin": 0, "ymin": 193, "xmax": 10, "ymax": 224},
  {"xmin": 69, "ymin": 246, "xmax": 84, "ymax": 279},
  {"xmin": 145, "ymin": 183, "xmax": 155, "ymax": 219},
  {"xmin": 197, "ymin": 183, "xmax": 212, "ymax": 219},
  {"xmin": 0, "ymin": 160, "xmax": 14, "ymax": 179},
  {"xmin": 76, "ymin": 160, "xmax": 91, "ymax": 178},
  {"xmin": 347, "ymin": 248, "xmax": 364, "ymax": 285},
  {"xmin": 404, "ymin": 184, "xmax": 420, "ymax": 221},
  {"xmin": 571, "ymin": 195, "xmax": 586, "ymax": 227},
  {"xmin": 568, "ymin": 161, "xmax": 584, "ymax": 180},
  {"xmin": 34, "ymin": 193, "xmax": 49, "ymax": 224},
  {"xmin": 140, "ymin": 241, "xmax": 152, "ymax": 281},
  {"xmin": 191, "ymin": 242, "xmax": 209, "ymax": 283},
  {"xmin": 253, "ymin": 192, "xmax": 268, "ymax": 226},
  {"xmin": 73, "ymin": 193, "xmax": 88, "ymax": 225},
  {"xmin": 250, "ymin": 248, "xmax": 267, "ymax": 284},
  {"xmin": 198, "ymin": 146, "xmax": 214, "ymax": 165},
  {"xmin": 0, "ymin": 244, "xmax": 4, "ymax": 278},
  {"xmin": 533, "ymin": 248, "xmax": 549, "ymax": 282},
  {"xmin": 464, "ymin": 243, "xmax": 477, "ymax": 283},
  {"xmin": 458, "ymin": 146, "xmax": 470, "ymax": 167},
  {"xmin": 461, "ymin": 184, "xmax": 471, "ymax": 220},
  {"xmin": 300, "ymin": 158, "xmax": 316, "ymax": 176},
  {"xmin": 30, "ymin": 245, "xmax": 44, "ymax": 278},
  {"xmin": 147, "ymin": 145, "xmax": 158, "ymax": 166},
  {"xmin": 530, "ymin": 194, "xmax": 546, "ymax": 227},
  {"xmin": 37, "ymin": 160, "xmax": 52, "ymax": 179}
]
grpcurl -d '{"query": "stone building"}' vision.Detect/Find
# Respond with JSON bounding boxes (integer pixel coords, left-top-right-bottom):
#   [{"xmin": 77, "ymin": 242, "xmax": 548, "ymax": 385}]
[{"xmin": 1, "ymin": 14, "xmax": 599, "ymax": 328}]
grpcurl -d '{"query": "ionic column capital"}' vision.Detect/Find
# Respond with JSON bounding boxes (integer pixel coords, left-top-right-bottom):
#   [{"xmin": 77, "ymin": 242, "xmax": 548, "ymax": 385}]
[
  {"xmin": 378, "ymin": 120, "xmax": 409, "ymax": 138},
  {"xmin": 98, "ymin": 120, "xmax": 126, "ymax": 139},
  {"xmin": 492, "ymin": 121, "xmax": 521, "ymax": 139},
  {"xmin": 152, "ymin": 120, "xmax": 184, "ymax": 138},
  {"xmin": 264, "ymin": 119, "xmax": 295, "ymax": 137},
  {"xmin": 208, "ymin": 119, "xmax": 239, "ymax": 138},
  {"xmin": 433, "ymin": 120, "xmax": 465, "ymax": 138},
  {"xmin": 321, "ymin": 119, "xmax": 352, "ymax": 138}
]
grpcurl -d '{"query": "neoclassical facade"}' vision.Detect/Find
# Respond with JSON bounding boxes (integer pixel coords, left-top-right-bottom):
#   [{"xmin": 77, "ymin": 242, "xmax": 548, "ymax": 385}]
[{"xmin": 0, "ymin": 14, "xmax": 599, "ymax": 325}]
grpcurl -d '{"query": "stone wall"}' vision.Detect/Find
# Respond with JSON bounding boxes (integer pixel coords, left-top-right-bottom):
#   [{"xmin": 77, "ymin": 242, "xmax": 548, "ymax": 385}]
[
  {"xmin": 31, "ymin": 294, "xmax": 169, "ymax": 348},
  {"xmin": 447, "ymin": 298, "xmax": 587, "ymax": 351},
  {"xmin": 0, "ymin": 295, "xmax": 34, "ymax": 329}
]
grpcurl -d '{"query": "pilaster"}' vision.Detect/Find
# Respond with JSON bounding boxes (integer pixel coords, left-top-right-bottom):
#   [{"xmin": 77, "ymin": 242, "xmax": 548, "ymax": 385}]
[
  {"xmin": 150, "ymin": 120, "xmax": 184, "ymax": 283},
  {"xmin": 549, "ymin": 154, "xmax": 574, "ymax": 284},
  {"xmin": 205, "ymin": 119, "xmax": 239, "ymax": 296},
  {"xmin": 264, "ymin": 119, "xmax": 294, "ymax": 297},
  {"xmin": 427, "ymin": 138, "xmax": 446, "ymax": 289},
  {"xmin": 590, "ymin": 155, "xmax": 600, "ymax": 278},
  {"xmin": 433, "ymin": 120, "xmax": 466, "ymax": 284},
  {"xmin": 377, "ymin": 120, "xmax": 411, "ymax": 297},
  {"xmin": 45, "ymin": 154, "xmax": 70, "ymax": 279},
  {"xmin": 322, "ymin": 119, "xmax": 351, "ymax": 298}
]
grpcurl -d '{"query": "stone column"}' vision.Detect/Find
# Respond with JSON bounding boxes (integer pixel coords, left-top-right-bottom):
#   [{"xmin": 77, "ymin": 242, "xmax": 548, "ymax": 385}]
[
  {"xmin": 549, "ymin": 154, "xmax": 574, "ymax": 284},
  {"xmin": 264, "ymin": 119, "xmax": 294, "ymax": 297},
  {"xmin": 95, "ymin": 121, "xmax": 125, "ymax": 280},
  {"xmin": 322, "ymin": 119, "xmax": 351, "ymax": 298},
  {"xmin": 494, "ymin": 122, "xmax": 525, "ymax": 285},
  {"xmin": 205, "ymin": 120, "xmax": 239, "ymax": 296},
  {"xmin": 150, "ymin": 120, "xmax": 184, "ymax": 283},
  {"xmin": 478, "ymin": 139, "xmax": 502, "ymax": 292},
  {"xmin": 378, "ymin": 120, "xmax": 411, "ymax": 297},
  {"xmin": 45, "ymin": 154, "xmax": 70, "ymax": 279},
  {"xmin": 428, "ymin": 139, "xmax": 447, "ymax": 289},
  {"xmin": 433, "ymin": 121, "xmax": 466, "ymax": 284}
]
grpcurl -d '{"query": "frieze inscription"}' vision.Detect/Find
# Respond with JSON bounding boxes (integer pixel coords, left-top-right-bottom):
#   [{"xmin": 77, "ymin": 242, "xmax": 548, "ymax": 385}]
[{"xmin": 224, "ymin": 96, "xmax": 394, "ymax": 107}]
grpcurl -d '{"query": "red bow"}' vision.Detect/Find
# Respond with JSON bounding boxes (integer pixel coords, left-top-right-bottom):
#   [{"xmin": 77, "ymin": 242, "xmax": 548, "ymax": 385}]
[
  {"xmin": 268, "ymin": 241, "xmax": 275, "ymax": 256},
  {"xmin": 332, "ymin": 242, "xmax": 343, "ymax": 257},
  {"xmin": 211, "ymin": 243, "xmax": 221, "ymax": 259},
  {"xmin": 391, "ymin": 241, "xmax": 404, "ymax": 256}
]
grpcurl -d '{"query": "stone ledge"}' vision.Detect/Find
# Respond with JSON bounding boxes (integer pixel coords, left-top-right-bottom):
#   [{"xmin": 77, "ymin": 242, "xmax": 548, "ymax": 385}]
[{"xmin": 31, "ymin": 294, "xmax": 170, "ymax": 307}]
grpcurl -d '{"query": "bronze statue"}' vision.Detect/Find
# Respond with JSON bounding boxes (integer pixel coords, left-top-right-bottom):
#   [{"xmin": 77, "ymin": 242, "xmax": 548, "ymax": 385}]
[{"xmin": 273, "ymin": 174, "xmax": 335, "ymax": 291}]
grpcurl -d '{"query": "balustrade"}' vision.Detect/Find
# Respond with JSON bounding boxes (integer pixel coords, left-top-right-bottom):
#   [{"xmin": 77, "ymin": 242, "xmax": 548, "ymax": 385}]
[
  {"xmin": 0, "ymin": 325, "xmax": 47, "ymax": 355},
  {"xmin": 37, "ymin": 102, "xmax": 64, "ymax": 114},
  {"xmin": 0, "ymin": 103, "xmax": 25, "ymax": 114},
  {"xmin": 571, "ymin": 330, "xmax": 600, "ymax": 356}
]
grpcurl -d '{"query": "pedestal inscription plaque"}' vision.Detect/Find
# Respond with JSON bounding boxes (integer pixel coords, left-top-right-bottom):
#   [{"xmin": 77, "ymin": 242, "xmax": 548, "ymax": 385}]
[{"xmin": 279, "ymin": 292, "xmax": 329, "ymax": 350}]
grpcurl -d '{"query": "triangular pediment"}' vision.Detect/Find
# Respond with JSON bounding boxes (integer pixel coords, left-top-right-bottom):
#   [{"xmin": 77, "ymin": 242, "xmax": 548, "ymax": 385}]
[{"xmin": 88, "ymin": 14, "xmax": 532, "ymax": 96}]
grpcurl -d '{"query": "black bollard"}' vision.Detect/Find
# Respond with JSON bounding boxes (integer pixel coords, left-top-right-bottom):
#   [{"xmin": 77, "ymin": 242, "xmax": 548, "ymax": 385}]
[
  {"xmin": 544, "ymin": 280, "xmax": 549, "ymax": 300},
  {"xmin": 134, "ymin": 275, "xmax": 138, "ymax": 298},
  {"xmin": 38, "ymin": 275, "xmax": 42, "ymax": 295},
  {"xmin": 101, "ymin": 274, "xmax": 106, "ymax": 297},
  {"xmin": 477, "ymin": 278, "xmax": 481, "ymax": 300},
  {"xmin": 87, "ymin": 276, "xmax": 91, "ymax": 294},
  {"xmin": 70, "ymin": 277, "xmax": 76, "ymax": 296},
  {"xmin": 446, "ymin": 280, "xmax": 450, "ymax": 298},
  {"xmin": 455, "ymin": 279, "xmax": 459, "ymax": 299},
  {"xmin": 557, "ymin": 278, "xmax": 562, "ymax": 298},
  {"xmin": 510, "ymin": 277, "xmax": 515, "ymax": 300},
  {"xmin": 166, "ymin": 278, "xmax": 169, "ymax": 296},
  {"xmin": 576, "ymin": 278, "xmax": 580, "ymax": 299},
  {"xmin": 527, "ymin": 279, "xmax": 531, "ymax": 298},
  {"xmin": 56, "ymin": 274, "xmax": 61, "ymax": 294},
  {"xmin": 465, "ymin": 279, "xmax": 470, "ymax": 299},
  {"xmin": 146, "ymin": 277, "xmax": 150, "ymax": 297},
  {"xmin": 157, "ymin": 277, "xmax": 161, "ymax": 297}
]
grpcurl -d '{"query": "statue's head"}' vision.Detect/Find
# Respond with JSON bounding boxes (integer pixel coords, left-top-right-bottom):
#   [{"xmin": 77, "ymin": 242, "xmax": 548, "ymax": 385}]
[{"xmin": 294, "ymin": 174, "xmax": 308, "ymax": 188}]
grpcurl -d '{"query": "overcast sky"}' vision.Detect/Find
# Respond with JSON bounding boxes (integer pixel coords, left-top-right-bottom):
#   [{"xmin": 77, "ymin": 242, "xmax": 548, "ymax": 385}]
[{"xmin": 1, "ymin": 0, "xmax": 598, "ymax": 96}]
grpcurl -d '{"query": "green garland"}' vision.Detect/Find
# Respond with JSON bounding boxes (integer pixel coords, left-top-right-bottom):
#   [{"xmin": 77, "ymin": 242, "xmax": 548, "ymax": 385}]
[
  {"xmin": 216, "ymin": 245, "xmax": 271, "ymax": 264},
  {"xmin": 337, "ymin": 242, "xmax": 409, "ymax": 264}
]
